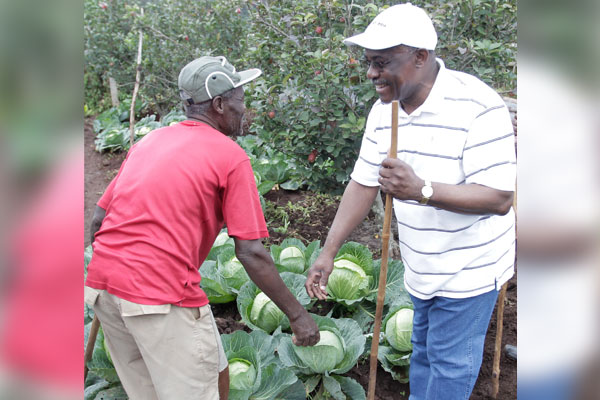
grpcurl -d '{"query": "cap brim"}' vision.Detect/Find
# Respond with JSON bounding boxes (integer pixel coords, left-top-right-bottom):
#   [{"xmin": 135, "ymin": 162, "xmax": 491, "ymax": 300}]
[
  {"xmin": 343, "ymin": 32, "xmax": 402, "ymax": 50},
  {"xmin": 235, "ymin": 68, "xmax": 262, "ymax": 87}
]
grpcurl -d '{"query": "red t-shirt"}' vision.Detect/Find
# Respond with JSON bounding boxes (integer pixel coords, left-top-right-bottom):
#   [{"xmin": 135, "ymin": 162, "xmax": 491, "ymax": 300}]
[{"xmin": 85, "ymin": 120, "xmax": 268, "ymax": 307}]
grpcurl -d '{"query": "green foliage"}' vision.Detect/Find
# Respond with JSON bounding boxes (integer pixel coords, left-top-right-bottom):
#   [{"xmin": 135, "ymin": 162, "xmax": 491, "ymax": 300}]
[
  {"xmin": 200, "ymin": 236, "xmax": 247, "ymax": 304},
  {"xmin": 378, "ymin": 301, "xmax": 415, "ymax": 384},
  {"xmin": 83, "ymin": 240, "xmax": 415, "ymax": 395},
  {"xmin": 92, "ymin": 101, "xmax": 184, "ymax": 152},
  {"xmin": 368, "ymin": 258, "xmax": 410, "ymax": 306},
  {"xmin": 221, "ymin": 330, "xmax": 301, "ymax": 400},
  {"xmin": 326, "ymin": 242, "xmax": 374, "ymax": 306},
  {"xmin": 278, "ymin": 315, "xmax": 366, "ymax": 399},
  {"xmin": 237, "ymin": 272, "xmax": 312, "ymax": 333},
  {"xmin": 417, "ymin": 0, "xmax": 517, "ymax": 91},
  {"xmin": 243, "ymin": 1, "xmax": 382, "ymax": 192},
  {"xmin": 84, "ymin": 0, "xmax": 248, "ymax": 115},
  {"xmin": 270, "ymin": 238, "xmax": 321, "ymax": 274},
  {"xmin": 85, "ymin": 0, "xmax": 515, "ymax": 192},
  {"xmin": 384, "ymin": 308, "xmax": 414, "ymax": 352}
]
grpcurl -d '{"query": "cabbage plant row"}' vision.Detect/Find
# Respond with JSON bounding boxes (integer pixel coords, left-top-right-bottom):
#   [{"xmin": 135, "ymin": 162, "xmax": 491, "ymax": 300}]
[
  {"xmin": 200, "ymin": 231, "xmax": 415, "ymax": 399},
  {"xmin": 84, "ymin": 233, "xmax": 415, "ymax": 399}
]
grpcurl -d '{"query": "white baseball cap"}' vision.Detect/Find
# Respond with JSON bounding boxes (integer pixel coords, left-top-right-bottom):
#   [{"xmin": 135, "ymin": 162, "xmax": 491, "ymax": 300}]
[{"xmin": 343, "ymin": 3, "xmax": 437, "ymax": 50}]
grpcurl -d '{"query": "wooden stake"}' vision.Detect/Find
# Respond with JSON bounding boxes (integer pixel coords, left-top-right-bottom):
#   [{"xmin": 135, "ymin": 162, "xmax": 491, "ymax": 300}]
[
  {"xmin": 84, "ymin": 315, "xmax": 101, "ymax": 381},
  {"xmin": 491, "ymin": 282, "xmax": 508, "ymax": 398},
  {"xmin": 109, "ymin": 77, "xmax": 119, "ymax": 108},
  {"xmin": 129, "ymin": 9, "xmax": 144, "ymax": 148},
  {"xmin": 367, "ymin": 100, "xmax": 399, "ymax": 400}
]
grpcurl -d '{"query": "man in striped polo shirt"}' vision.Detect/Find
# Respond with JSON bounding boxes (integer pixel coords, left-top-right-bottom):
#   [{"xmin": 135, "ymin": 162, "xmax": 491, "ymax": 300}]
[{"xmin": 305, "ymin": 4, "xmax": 516, "ymax": 399}]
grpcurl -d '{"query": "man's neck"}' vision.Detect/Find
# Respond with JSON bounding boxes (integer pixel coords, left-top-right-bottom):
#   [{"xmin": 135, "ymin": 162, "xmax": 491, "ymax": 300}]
[
  {"xmin": 401, "ymin": 61, "xmax": 440, "ymax": 115},
  {"xmin": 187, "ymin": 114, "xmax": 219, "ymax": 131}
]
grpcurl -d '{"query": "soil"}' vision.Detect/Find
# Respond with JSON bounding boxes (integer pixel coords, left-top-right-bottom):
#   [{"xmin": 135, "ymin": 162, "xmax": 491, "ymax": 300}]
[{"xmin": 84, "ymin": 118, "xmax": 517, "ymax": 399}]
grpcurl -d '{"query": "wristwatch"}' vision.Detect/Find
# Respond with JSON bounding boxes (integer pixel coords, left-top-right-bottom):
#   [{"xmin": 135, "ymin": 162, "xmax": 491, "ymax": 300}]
[{"xmin": 420, "ymin": 180, "xmax": 433, "ymax": 205}]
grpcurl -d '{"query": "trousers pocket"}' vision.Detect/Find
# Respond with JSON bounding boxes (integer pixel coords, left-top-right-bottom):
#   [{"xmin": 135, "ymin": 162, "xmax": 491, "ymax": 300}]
[{"xmin": 84, "ymin": 286, "xmax": 101, "ymax": 306}]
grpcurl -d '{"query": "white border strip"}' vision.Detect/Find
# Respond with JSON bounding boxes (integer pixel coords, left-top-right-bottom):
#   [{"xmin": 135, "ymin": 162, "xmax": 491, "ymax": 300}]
[{"xmin": 204, "ymin": 71, "xmax": 236, "ymax": 99}]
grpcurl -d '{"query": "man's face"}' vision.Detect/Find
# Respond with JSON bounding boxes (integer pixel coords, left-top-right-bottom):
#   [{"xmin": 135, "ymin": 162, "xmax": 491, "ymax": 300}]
[
  {"xmin": 364, "ymin": 46, "xmax": 418, "ymax": 104},
  {"xmin": 223, "ymin": 87, "xmax": 246, "ymax": 137}
]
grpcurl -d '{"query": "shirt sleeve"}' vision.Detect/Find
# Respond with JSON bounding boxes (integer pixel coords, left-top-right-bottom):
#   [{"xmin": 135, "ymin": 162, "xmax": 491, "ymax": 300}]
[
  {"xmin": 222, "ymin": 158, "xmax": 269, "ymax": 240},
  {"xmin": 350, "ymin": 104, "xmax": 384, "ymax": 187},
  {"xmin": 462, "ymin": 101, "xmax": 516, "ymax": 191}
]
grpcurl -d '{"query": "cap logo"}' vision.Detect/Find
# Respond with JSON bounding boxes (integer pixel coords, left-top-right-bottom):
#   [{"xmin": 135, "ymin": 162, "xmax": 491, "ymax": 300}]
[{"xmin": 374, "ymin": 21, "xmax": 387, "ymax": 28}]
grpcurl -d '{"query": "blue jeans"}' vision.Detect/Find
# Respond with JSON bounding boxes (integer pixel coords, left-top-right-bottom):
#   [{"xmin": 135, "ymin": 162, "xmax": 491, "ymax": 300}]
[{"xmin": 408, "ymin": 290, "xmax": 498, "ymax": 400}]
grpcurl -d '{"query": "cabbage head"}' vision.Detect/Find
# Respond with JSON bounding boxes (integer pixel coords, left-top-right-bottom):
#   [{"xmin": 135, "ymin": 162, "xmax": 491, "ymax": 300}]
[
  {"xmin": 237, "ymin": 272, "xmax": 312, "ymax": 333},
  {"xmin": 219, "ymin": 250, "xmax": 250, "ymax": 291},
  {"xmin": 385, "ymin": 307, "xmax": 414, "ymax": 352},
  {"xmin": 292, "ymin": 329, "xmax": 345, "ymax": 374},
  {"xmin": 229, "ymin": 358, "xmax": 257, "ymax": 391},
  {"xmin": 280, "ymin": 246, "xmax": 304, "ymax": 260},
  {"xmin": 327, "ymin": 258, "xmax": 370, "ymax": 301},
  {"xmin": 221, "ymin": 330, "xmax": 299, "ymax": 400},
  {"xmin": 378, "ymin": 303, "xmax": 414, "ymax": 383},
  {"xmin": 199, "ymin": 260, "xmax": 236, "ymax": 304},
  {"xmin": 271, "ymin": 238, "xmax": 320, "ymax": 274},
  {"xmin": 279, "ymin": 314, "xmax": 365, "ymax": 376},
  {"xmin": 213, "ymin": 230, "xmax": 232, "ymax": 247},
  {"xmin": 199, "ymin": 247, "xmax": 249, "ymax": 304},
  {"xmin": 249, "ymin": 292, "xmax": 285, "ymax": 333},
  {"xmin": 323, "ymin": 243, "xmax": 373, "ymax": 306},
  {"xmin": 206, "ymin": 228, "xmax": 235, "ymax": 262}
]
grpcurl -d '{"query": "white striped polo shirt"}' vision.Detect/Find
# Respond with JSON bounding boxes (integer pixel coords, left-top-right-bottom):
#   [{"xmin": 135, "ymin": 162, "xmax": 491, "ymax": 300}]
[{"xmin": 351, "ymin": 59, "xmax": 516, "ymax": 300}]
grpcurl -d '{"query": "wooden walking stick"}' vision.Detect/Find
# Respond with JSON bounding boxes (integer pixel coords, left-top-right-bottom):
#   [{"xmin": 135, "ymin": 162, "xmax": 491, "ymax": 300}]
[
  {"xmin": 491, "ymin": 282, "xmax": 508, "ymax": 398},
  {"xmin": 491, "ymin": 190, "xmax": 516, "ymax": 398},
  {"xmin": 84, "ymin": 315, "xmax": 101, "ymax": 381},
  {"xmin": 367, "ymin": 100, "xmax": 399, "ymax": 400}
]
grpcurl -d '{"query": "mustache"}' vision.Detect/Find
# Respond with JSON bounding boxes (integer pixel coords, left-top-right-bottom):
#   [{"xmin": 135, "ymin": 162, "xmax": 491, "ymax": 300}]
[{"xmin": 372, "ymin": 79, "xmax": 389, "ymax": 85}]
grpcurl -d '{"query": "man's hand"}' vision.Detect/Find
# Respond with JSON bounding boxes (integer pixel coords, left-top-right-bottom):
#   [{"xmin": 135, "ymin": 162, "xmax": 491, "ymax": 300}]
[
  {"xmin": 305, "ymin": 253, "xmax": 334, "ymax": 301},
  {"xmin": 289, "ymin": 311, "xmax": 320, "ymax": 346},
  {"xmin": 378, "ymin": 158, "xmax": 422, "ymax": 201}
]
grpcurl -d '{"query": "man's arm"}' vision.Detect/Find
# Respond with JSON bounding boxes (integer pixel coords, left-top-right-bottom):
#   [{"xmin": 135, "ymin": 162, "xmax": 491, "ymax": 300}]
[
  {"xmin": 234, "ymin": 238, "xmax": 320, "ymax": 346},
  {"xmin": 305, "ymin": 180, "xmax": 380, "ymax": 300},
  {"xmin": 90, "ymin": 205, "xmax": 106, "ymax": 244},
  {"xmin": 378, "ymin": 158, "xmax": 513, "ymax": 215}
]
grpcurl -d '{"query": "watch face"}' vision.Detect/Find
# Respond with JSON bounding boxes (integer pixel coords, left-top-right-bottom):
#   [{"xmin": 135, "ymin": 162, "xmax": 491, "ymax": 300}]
[{"xmin": 422, "ymin": 185, "xmax": 433, "ymax": 198}]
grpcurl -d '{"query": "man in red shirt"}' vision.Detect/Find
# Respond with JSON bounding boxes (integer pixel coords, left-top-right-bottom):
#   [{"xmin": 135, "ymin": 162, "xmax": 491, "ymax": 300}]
[{"xmin": 85, "ymin": 56, "xmax": 319, "ymax": 400}]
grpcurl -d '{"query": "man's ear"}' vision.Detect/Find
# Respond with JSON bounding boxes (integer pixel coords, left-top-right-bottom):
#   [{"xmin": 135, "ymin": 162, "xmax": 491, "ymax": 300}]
[
  {"xmin": 212, "ymin": 96, "xmax": 225, "ymax": 114},
  {"xmin": 414, "ymin": 49, "xmax": 429, "ymax": 69}
]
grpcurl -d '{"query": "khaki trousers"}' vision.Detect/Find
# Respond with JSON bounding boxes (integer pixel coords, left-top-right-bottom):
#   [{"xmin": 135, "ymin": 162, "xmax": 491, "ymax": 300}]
[{"xmin": 85, "ymin": 287, "xmax": 227, "ymax": 400}]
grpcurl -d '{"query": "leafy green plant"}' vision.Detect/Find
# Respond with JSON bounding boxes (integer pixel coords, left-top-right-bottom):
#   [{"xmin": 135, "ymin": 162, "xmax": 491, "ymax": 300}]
[
  {"xmin": 200, "ymin": 245, "xmax": 250, "ymax": 304},
  {"xmin": 199, "ymin": 260, "xmax": 236, "ymax": 304},
  {"xmin": 270, "ymin": 238, "xmax": 320, "ymax": 274},
  {"xmin": 377, "ymin": 301, "xmax": 415, "ymax": 383},
  {"xmin": 367, "ymin": 258, "xmax": 410, "ymax": 306},
  {"xmin": 206, "ymin": 228, "xmax": 235, "ymax": 261},
  {"xmin": 385, "ymin": 307, "xmax": 414, "ymax": 352},
  {"xmin": 237, "ymin": 272, "xmax": 312, "ymax": 333},
  {"xmin": 221, "ymin": 329, "xmax": 301, "ymax": 400},
  {"xmin": 325, "ymin": 242, "xmax": 373, "ymax": 306},
  {"xmin": 278, "ymin": 315, "xmax": 367, "ymax": 399},
  {"xmin": 93, "ymin": 103, "xmax": 185, "ymax": 153}
]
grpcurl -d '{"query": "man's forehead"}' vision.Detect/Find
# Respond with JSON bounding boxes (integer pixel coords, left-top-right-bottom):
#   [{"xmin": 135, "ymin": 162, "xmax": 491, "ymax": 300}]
[
  {"xmin": 364, "ymin": 45, "xmax": 408, "ymax": 58},
  {"xmin": 364, "ymin": 47, "xmax": 395, "ymax": 59}
]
